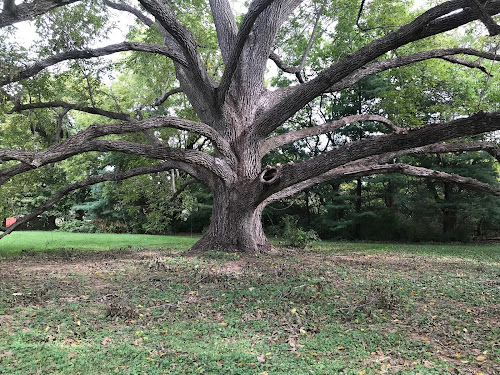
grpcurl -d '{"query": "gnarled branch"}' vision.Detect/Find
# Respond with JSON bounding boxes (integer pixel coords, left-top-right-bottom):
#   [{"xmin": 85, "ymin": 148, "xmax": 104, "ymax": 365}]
[
  {"xmin": 328, "ymin": 47, "xmax": 500, "ymax": 93},
  {"xmin": 265, "ymin": 162, "xmax": 500, "ymax": 204},
  {"xmin": 257, "ymin": 111, "xmax": 500, "ymax": 201},
  {"xmin": 254, "ymin": 0, "xmax": 500, "ymax": 138},
  {"xmin": 0, "ymin": 116, "xmax": 236, "ymax": 184}
]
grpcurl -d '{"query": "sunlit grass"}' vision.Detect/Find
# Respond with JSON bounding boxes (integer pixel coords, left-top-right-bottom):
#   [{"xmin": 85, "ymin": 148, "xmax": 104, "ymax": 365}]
[{"xmin": 0, "ymin": 231, "xmax": 198, "ymax": 256}]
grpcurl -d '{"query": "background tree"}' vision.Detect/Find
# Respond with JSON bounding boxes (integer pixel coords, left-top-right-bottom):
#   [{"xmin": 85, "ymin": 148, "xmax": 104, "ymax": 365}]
[{"xmin": 2, "ymin": 0, "xmax": 500, "ymax": 252}]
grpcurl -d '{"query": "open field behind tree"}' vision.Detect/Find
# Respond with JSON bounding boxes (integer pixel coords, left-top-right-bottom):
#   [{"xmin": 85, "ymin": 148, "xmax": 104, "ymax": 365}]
[{"xmin": 0, "ymin": 241, "xmax": 498, "ymax": 374}]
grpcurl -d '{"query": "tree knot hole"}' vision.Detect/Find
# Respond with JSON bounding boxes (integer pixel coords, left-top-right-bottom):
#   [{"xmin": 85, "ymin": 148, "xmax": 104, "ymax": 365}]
[{"xmin": 261, "ymin": 166, "xmax": 280, "ymax": 184}]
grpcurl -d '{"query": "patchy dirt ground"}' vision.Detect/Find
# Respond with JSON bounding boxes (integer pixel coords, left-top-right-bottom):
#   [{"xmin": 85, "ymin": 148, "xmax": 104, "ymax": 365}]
[{"xmin": 0, "ymin": 247, "xmax": 498, "ymax": 374}]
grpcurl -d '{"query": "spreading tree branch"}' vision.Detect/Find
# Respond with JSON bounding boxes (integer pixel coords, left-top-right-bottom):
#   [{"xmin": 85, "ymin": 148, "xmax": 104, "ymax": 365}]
[
  {"xmin": 265, "ymin": 162, "xmax": 500, "ymax": 204},
  {"xmin": 261, "ymin": 114, "xmax": 401, "ymax": 156},
  {"xmin": 0, "ymin": 42, "xmax": 188, "ymax": 87},
  {"xmin": 0, "ymin": 116, "xmax": 236, "ymax": 183},
  {"xmin": 9, "ymin": 100, "xmax": 133, "ymax": 121},
  {"xmin": 257, "ymin": 111, "xmax": 500, "ymax": 201},
  {"xmin": 255, "ymin": 0, "xmax": 500, "ymax": 137},
  {"xmin": 328, "ymin": 47, "xmax": 500, "ymax": 93},
  {"xmin": 0, "ymin": 0, "xmax": 79, "ymax": 28}
]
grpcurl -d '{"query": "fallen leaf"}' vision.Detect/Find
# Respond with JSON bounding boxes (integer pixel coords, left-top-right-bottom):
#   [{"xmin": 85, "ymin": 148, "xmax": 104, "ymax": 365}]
[
  {"xmin": 101, "ymin": 337, "xmax": 112, "ymax": 347},
  {"xmin": 257, "ymin": 354, "xmax": 265, "ymax": 363},
  {"xmin": 68, "ymin": 352, "xmax": 78, "ymax": 359},
  {"xmin": 133, "ymin": 337, "xmax": 143, "ymax": 346},
  {"xmin": 219, "ymin": 322, "xmax": 228, "ymax": 326},
  {"xmin": 0, "ymin": 350, "xmax": 13, "ymax": 359},
  {"xmin": 476, "ymin": 355, "xmax": 486, "ymax": 361}
]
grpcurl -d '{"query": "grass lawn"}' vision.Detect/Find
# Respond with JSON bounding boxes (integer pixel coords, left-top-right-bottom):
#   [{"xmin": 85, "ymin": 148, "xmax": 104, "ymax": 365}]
[
  {"xmin": 0, "ymin": 234, "xmax": 498, "ymax": 374},
  {"xmin": 0, "ymin": 231, "xmax": 198, "ymax": 256}
]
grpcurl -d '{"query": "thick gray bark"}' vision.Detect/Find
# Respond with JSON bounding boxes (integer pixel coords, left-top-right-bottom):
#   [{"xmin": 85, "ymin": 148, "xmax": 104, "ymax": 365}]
[{"xmin": 189, "ymin": 181, "xmax": 271, "ymax": 254}]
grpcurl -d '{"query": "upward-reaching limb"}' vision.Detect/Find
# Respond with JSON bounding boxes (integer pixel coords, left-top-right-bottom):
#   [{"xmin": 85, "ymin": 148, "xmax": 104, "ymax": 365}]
[{"xmin": 254, "ymin": 0, "xmax": 500, "ymax": 138}]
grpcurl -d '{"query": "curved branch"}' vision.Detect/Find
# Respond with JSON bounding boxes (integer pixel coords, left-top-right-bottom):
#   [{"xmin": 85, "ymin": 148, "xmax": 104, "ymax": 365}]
[
  {"xmin": 269, "ymin": 51, "xmax": 301, "ymax": 74},
  {"xmin": 89, "ymin": 139, "xmax": 234, "ymax": 180},
  {"xmin": 0, "ymin": 161, "xmax": 204, "ymax": 239},
  {"xmin": 265, "ymin": 162, "xmax": 500, "ymax": 204},
  {"xmin": 257, "ymin": 111, "xmax": 500, "ymax": 200},
  {"xmin": 0, "ymin": 42, "xmax": 188, "ymax": 87},
  {"xmin": 153, "ymin": 87, "xmax": 183, "ymax": 107},
  {"xmin": 255, "ymin": 0, "xmax": 500, "ymax": 137},
  {"xmin": 217, "ymin": 0, "xmax": 276, "ymax": 104},
  {"xmin": 261, "ymin": 114, "xmax": 401, "ymax": 156},
  {"xmin": 329, "ymin": 47, "xmax": 500, "ymax": 93},
  {"xmin": 0, "ymin": 0, "xmax": 79, "ymax": 28},
  {"xmin": 9, "ymin": 100, "xmax": 132, "ymax": 121},
  {"xmin": 378, "ymin": 140, "xmax": 500, "ymax": 164},
  {"xmin": 1, "ymin": 116, "xmax": 236, "ymax": 183},
  {"xmin": 103, "ymin": 0, "xmax": 154, "ymax": 27}
]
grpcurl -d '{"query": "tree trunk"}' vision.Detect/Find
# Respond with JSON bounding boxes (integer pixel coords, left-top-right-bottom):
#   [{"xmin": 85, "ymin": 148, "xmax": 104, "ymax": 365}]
[{"xmin": 189, "ymin": 181, "xmax": 272, "ymax": 254}]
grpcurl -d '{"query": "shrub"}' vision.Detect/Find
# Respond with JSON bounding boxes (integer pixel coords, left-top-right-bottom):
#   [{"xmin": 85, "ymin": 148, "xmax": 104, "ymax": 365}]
[
  {"xmin": 282, "ymin": 216, "xmax": 319, "ymax": 248},
  {"xmin": 57, "ymin": 220, "xmax": 97, "ymax": 233}
]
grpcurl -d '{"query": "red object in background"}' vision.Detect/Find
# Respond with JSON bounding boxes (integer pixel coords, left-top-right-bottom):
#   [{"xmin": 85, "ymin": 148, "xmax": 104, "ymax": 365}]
[{"xmin": 6, "ymin": 217, "xmax": 17, "ymax": 227}]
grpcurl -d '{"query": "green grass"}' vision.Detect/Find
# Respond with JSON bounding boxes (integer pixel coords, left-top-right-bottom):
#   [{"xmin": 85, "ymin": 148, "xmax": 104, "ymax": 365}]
[
  {"xmin": 0, "ymin": 240, "xmax": 498, "ymax": 374},
  {"xmin": 0, "ymin": 231, "xmax": 198, "ymax": 256},
  {"xmin": 310, "ymin": 240, "xmax": 500, "ymax": 262}
]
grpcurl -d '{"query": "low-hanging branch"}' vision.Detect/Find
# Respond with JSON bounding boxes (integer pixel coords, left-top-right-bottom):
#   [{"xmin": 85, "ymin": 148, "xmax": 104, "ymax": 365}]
[
  {"xmin": 0, "ymin": 116, "xmax": 236, "ymax": 184},
  {"xmin": 265, "ymin": 158, "xmax": 500, "ymax": 205},
  {"xmin": 260, "ymin": 114, "xmax": 402, "ymax": 157},
  {"xmin": 0, "ymin": 160, "xmax": 198, "ymax": 239}
]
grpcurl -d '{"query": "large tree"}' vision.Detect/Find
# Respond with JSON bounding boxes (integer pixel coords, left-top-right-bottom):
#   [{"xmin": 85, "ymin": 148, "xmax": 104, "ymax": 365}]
[{"xmin": 1, "ymin": 0, "xmax": 500, "ymax": 252}]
